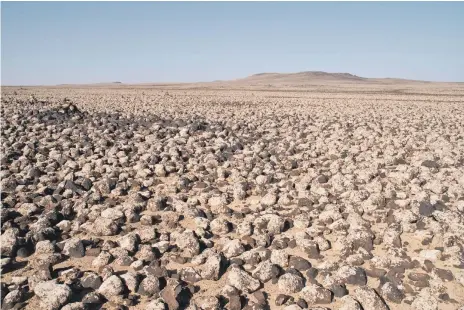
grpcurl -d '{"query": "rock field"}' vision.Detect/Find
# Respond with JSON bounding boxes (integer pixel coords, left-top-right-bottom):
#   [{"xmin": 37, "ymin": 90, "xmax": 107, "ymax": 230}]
[{"xmin": 1, "ymin": 83, "xmax": 464, "ymax": 310}]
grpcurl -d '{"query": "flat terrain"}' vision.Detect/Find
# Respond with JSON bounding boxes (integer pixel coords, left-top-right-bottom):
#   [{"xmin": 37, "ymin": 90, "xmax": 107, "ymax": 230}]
[{"xmin": 1, "ymin": 75, "xmax": 464, "ymax": 310}]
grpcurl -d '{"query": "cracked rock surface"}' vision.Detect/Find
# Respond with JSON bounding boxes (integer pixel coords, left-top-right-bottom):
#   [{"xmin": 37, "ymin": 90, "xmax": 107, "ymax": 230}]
[{"xmin": 1, "ymin": 83, "xmax": 464, "ymax": 309}]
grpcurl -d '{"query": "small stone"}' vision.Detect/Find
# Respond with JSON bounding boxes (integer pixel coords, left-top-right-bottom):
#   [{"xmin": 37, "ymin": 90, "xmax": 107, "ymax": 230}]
[
  {"xmin": 300, "ymin": 240, "xmax": 320, "ymax": 258},
  {"xmin": 419, "ymin": 201, "xmax": 435, "ymax": 217},
  {"xmin": 228, "ymin": 265, "xmax": 261, "ymax": 293},
  {"xmin": 131, "ymin": 260, "xmax": 144, "ymax": 271},
  {"xmin": 223, "ymin": 239, "xmax": 246, "ymax": 258},
  {"xmin": 289, "ymin": 256, "xmax": 311, "ymax": 271},
  {"xmin": 270, "ymin": 249, "xmax": 289, "ymax": 267},
  {"xmin": 118, "ymin": 233, "xmax": 139, "ymax": 253},
  {"xmin": 81, "ymin": 272, "xmax": 102, "ymax": 290},
  {"xmin": 278, "ymin": 273, "xmax": 305, "ymax": 294},
  {"xmin": 423, "ymin": 260, "xmax": 434, "ymax": 272},
  {"xmin": 339, "ymin": 295, "xmax": 362, "ymax": 310},
  {"xmin": 98, "ymin": 275, "xmax": 125, "ymax": 299},
  {"xmin": 330, "ymin": 284, "xmax": 348, "ymax": 298},
  {"xmin": 63, "ymin": 238, "xmax": 85, "ymax": 258},
  {"xmin": 94, "ymin": 218, "xmax": 119, "ymax": 236},
  {"xmin": 408, "ymin": 272, "xmax": 430, "ymax": 281},
  {"xmin": 438, "ymin": 293, "xmax": 450, "ymax": 301},
  {"xmin": 177, "ymin": 230, "xmax": 200, "ymax": 258},
  {"xmin": 300, "ymin": 266, "xmax": 315, "ymax": 278},
  {"xmin": 194, "ymin": 295, "xmax": 220, "ymax": 310},
  {"xmin": 137, "ymin": 275, "xmax": 160, "ymax": 296},
  {"xmin": 120, "ymin": 272, "xmax": 139, "ymax": 293},
  {"xmin": 421, "ymin": 160, "xmax": 439, "ymax": 169},
  {"xmin": 252, "ymin": 260, "xmax": 280, "ymax": 283},
  {"xmin": 0, "ymin": 228, "xmax": 18, "ymax": 257},
  {"xmin": 275, "ymin": 294, "xmax": 290, "ymax": 306},
  {"xmin": 353, "ymin": 286, "xmax": 388, "ymax": 310},
  {"xmin": 228, "ymin": 294, "xmax": 243, "ymax": 310},
  {"xmin": 300, "ymin": 283, "xmax": 332, "ymax": 305},
  {"xmin": 2, "ymin": 289, "xmax": 23, "ymax": 310},
  {"xmin": 296, "ymin": 298, "xmax": 308, "ymax": 309},
  {"xmin": 380, "ymin": 282, "xmax": 404, "ymax": 303},
  {"xmin": 200, "ymin": 253, "xmax": 222, "ymax": 281},
  {"xmin": 335, "ymin": 266, "xmax": 367, "ymax": 285},
  {"xmin": 35, "ymin": 240, "xmax": 55, "ymax": 254},
  {"xmin": 180, "ymin": 267, "xmax": 202, "ymax": 283},
  {"xmin": 16, "ymin": 247, "xmax": 31, "ymax": 258},
  {"xmin": 92, "ymin": 251, "xmax": 112, "ymax": 268},
  {"xmin": 411, "ymin": 280, "xmax": 429, "ymax": 288},
  {"xmin": 160, "ymin": 278, "xmax": 182, "ymax": 310},
  {"xmin": 85, "ymin": 248, "xmax": 101, "ymax": 257},
  {"xmin": 82, "ymin": 291, "xmax": 102, "ymax": 304},
  {"xmin": 433, "ymin": 268, "xmax": 454, "ymax": 281},
  {"xmin": 252, "ymin": 290, "xmax": 266, "ymax": 305},
  {"xmin": 34, "ymin": 280, "xmax": 72, "ymax": 310},
  {"xmin": 366, "ymin": 268, "xmax": 386, "ymax": 278}
]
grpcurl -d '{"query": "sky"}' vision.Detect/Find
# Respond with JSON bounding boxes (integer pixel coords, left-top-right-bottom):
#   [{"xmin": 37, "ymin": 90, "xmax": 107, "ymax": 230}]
[{"xmin": 1, "ymin": 2, "xmax": 464, "ymax": 85}]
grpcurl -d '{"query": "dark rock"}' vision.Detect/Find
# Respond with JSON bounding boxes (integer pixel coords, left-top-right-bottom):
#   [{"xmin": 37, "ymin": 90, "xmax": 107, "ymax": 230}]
[
  {"xmin": 306, "ymin": 268, "xmax": 318, "ymax": 280},
  {"xmin": 16, "ymin": 247, "xmax": 31, "ymax": 258},
  {"xmin": 289, "ymin": 256, "xmax": 311, "ymax": 271},
  {"xmin": 423, "ymin": 260, "xmax": 434, "ymax": 272},
  {"xmin": 317, "ymin": 175, "xmax": 329, "ymax": 184},
  {"xmin": 287, "ymin": 239, "xmax": 297, "ymax": 248},
  {"xmin": 337, "ymin": 266, "xmax": 367, "ymax": 285},
  {"xmin": 85, "ymin": 248, "xmax": 101, "ymax": 257},
  {"xmin": 438, "ymin": 293, "xmax": 450, "ymax": 301},
  {"xmin": 407, "ymin": 272, "xmax": 430, "ymax": 281},
  {"xmin": 275, "ymin": 294, "xmax": 290, "ymax": 306},
  {"xmin": 228, "ymin": 294, "xmax": 242, "ymax": 310},
  {"xmin": 380, "ymin": 282, "xmax": 404, "ymax": 303},
  {"xmin": 366, "ymin": 268, "xmax": 387, "ymax": 278},
  {"xmin": 81, "ymin": 272, "xmax": 103, "ymax": 290},
  {"xmin": 330, "ymin": 284, "xmax": 348, "ymax": 298},
  {"xmin": 434, "ymin": 268, "xmax": 454, "ymax": 281},
  {"xmin": 419, "ymin": 201, "xmax": 435, "ymax": 217},
  {"xmin": 303, "ymin": 241, "xmax": 320, "ymax": 258},
  {"xmin": 272, "ymin": 238, "xmax": 288, "ymax": 250},
  {"xmin": 296, "ymin": 298, "xmax": 308, "ymax": 309},
  {"xmin": 1, "ymin": 282, "xmax": 9, "ymax": 303},
  {"xmin": 252, "ymin": 291, "xmax": 266, "ymax": 305},
  {"xmin": 421, "ymin": 160, "xmax": 439, "ymax": 169}
]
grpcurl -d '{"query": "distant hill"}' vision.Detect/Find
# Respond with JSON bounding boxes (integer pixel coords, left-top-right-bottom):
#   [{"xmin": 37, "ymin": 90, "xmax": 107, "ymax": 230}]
[
  {"xmin": 49, "ymin": 71, "xmax": 460, "ymax": 88},
  {"xmin": 227, "ymin": 71, "xmax": 433, "ymax": 85},
  {"xmin": 246, "ymin": 71, "xmax": 366, "ymax": 81}
]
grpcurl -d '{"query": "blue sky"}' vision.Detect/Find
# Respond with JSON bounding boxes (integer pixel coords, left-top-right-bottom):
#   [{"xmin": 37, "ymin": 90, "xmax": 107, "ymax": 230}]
[{"xmin": 1, "ymin": 2, "xmax": 463, "ymax": 85}]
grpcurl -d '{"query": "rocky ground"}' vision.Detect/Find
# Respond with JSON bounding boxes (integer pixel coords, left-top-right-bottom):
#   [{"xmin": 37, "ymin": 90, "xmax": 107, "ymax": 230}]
[{"xmin": 1, "ymin": 84, "xmax": 464, "ymax": 310}]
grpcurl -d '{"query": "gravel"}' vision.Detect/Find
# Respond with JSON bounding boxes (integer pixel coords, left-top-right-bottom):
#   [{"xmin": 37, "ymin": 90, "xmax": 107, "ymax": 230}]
[{"xmin": 1, "ymin": 84, "xmax": 464, "ymax": 309}]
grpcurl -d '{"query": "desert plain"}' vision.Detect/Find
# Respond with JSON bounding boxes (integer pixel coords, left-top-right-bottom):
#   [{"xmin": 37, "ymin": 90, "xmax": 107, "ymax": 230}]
[{"xmin": 1, "ymin": 72, "xmax": 464, "ymax": 310}]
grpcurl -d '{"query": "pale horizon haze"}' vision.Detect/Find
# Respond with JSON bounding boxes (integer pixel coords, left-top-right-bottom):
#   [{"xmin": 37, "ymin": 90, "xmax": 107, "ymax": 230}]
[{"xmin": 1, "ymin": 2, "xmax": 464, "ymax": 85}]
